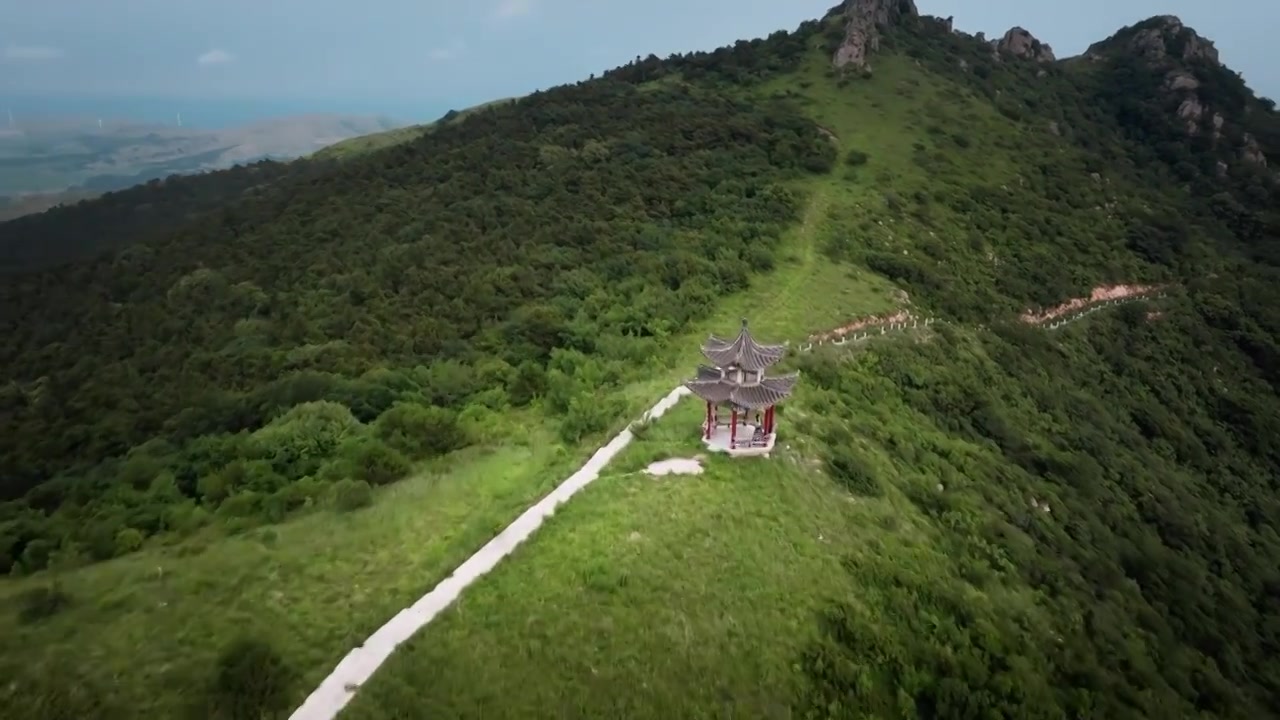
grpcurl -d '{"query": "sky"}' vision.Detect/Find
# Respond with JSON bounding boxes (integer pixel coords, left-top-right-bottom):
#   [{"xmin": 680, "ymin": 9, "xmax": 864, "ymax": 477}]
[{"xmin": 1, "ymin": 0, "xmax": 1276, "ymax": 124}]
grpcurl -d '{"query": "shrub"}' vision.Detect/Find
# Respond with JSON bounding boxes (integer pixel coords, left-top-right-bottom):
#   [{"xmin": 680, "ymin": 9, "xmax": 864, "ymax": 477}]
[
  {"xmin": 17, "ymin": 584, "xmax": 72, "ymax": 623},
  {"xmin": 336, "ymin": 437, "xmax": 413, "ymax": 486},
  {"xmin": 207, "ymin": 637, "xmax": 295, "ymax": 720},
  {"xmin": 374, "ymin": 402, "xmax": 467, "ymax": 458},
  {"xmin": 114, "ymin": 528, "xmax": 144, "ymax": 556},
  {"xmin": 827, "ymin": 448, "xmax": 884, "ymax": 498},
  {"xmin": 629, "ymin": 418, "xmax": 654, "ymax": 439},
  {"xmin": 217, "ymin": 491, "xmax": 263, "ymax": 519},
  {"xmin": 19, "ymin": 538, "xmax": 55, "ymax": 573},
  {"xmin": 558, "ymin": 394, "xmax": 622, "ymax": 443},
  {"xmin": 251, "ymin": 400, "xmax": 362, "ymax": 479},
  {"xmin": 262, "ymin": 482, "xmax": 316, "ymax": 522},
  {"xmin": 845, "ymin": 149, "xmax": 870, "ymax": 166},
  {"xmin": 333, "ymin": 479, "xmax": 374, "ymax": 512}
]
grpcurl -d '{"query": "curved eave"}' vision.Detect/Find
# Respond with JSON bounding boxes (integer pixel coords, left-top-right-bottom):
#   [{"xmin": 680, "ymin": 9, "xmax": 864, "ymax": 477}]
[
  {"xmin": 695, "ymin": 364, "xmax": 722, "ymax": 381},
  {"xmin": 684, "ymin": 371, "xmax": 799, "ymax": 410},
  {"xmin": 699, "ymin": 327, "xmax": 788, "ymax": 372},
  {"xmin": 684, "ymin": 378, "xmax": 733, "ymax": 403}
]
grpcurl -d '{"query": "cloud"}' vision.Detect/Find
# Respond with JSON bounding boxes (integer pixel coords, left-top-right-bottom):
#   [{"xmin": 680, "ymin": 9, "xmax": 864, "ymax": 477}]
[
  {"xmin": 196, "ymin": 49, "xmax": 233, "ymax": 66},
  {"xmin": 493, "ymin": 0, "xmax": 532, "ymax": 20},
  {"xmin": 429, "ymin": 41, "xmax": 466, "ymax": 61},
  {"xmin": 3, "ymin": 45, "xmax": 64, "ymax": 61}
]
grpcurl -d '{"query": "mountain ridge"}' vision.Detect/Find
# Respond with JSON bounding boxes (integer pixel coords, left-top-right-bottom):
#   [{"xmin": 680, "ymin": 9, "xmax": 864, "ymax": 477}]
[{"xmin": 1, "ymin": 5, "xmax": 1279, "ymax": 719}]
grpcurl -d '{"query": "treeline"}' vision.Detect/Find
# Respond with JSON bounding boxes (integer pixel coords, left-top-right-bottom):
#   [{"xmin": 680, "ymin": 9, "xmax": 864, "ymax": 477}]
[
  {"xmin": 0, "ymin": 78, "xmax": 836, "ymax": 573},
  {"xmin": 604, "ymin": 21, "xmax": 816, "ymax": 86}
]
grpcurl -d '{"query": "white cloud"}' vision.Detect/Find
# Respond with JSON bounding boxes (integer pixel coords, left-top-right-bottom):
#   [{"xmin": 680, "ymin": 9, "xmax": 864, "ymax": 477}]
[
  {"xmin": 197, "ymin": 49, "xmax": 233, "ymax": 66},
  {"xmin": 493, "ymin": 0, "xmax": 532, "ymax": 20},
  {"xmin": 429, "ymin": 41, "xmax": 466, "ymax": 61},
  {"xmin": 3, "ymin": 45, "xmax": 64, "ymax": 61}
]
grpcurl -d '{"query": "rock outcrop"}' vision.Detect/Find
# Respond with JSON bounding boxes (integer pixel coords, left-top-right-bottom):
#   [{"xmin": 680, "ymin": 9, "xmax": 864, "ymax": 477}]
[
  {"xmin": 996, "ymin": 27, "xmax": 1056, "ymax": 62},
  {"xmin": 1085, "ymin": 15, "xmax": 1219, "ymax": 65},
  {"xmin": 831, "ymin": 0, "xmax": 919, "ymax": 70},
  {"xmin": 1177, "ymin": 96, "xmax": 1205, "ymax": 134},
  {"xmin": 1241, "ymin": 134, "xmax": 1268, "ymax": 167},
  {"xmin": 1165, "ymin": 70, "xmax": 1199, "ymax": 92}
]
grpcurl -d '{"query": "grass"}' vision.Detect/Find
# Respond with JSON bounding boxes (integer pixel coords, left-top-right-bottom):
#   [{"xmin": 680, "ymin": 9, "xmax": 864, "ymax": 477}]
[
  {"xmin": 0, "ymin": 434, "xmax": 585, "ymax": 717},
  {"xmin": 344, "ymin": 398, "xmax": 873, "ymax": 719},
  {"xmin": 313, "ymin": 125, "xmax": 433, "ymax": 160},
  {"xmin": 313, "ymin": 97, "xmax": 519, "ymax": 160}
]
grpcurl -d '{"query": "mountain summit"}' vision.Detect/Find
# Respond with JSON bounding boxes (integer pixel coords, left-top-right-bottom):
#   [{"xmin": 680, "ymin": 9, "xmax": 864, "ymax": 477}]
[
  {"xmin": 1084, "ymin": 15, "xmax": 1220, "ymax": 65},
  {"xmin": 830, "ymin": 0, "xmax": 919, "ymax": 69}
]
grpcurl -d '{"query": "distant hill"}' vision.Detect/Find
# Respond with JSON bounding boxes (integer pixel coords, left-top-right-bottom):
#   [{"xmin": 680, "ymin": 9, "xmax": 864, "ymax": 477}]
[{"xmin": 0, "ymin": 113, "xmax": 404, "ymax": 214}]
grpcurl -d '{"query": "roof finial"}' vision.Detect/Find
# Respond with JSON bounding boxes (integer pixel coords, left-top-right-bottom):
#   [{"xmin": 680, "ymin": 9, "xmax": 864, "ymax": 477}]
[{"xmin": 741, "ymin": 317, "xmax": 748, "ymax": 328}]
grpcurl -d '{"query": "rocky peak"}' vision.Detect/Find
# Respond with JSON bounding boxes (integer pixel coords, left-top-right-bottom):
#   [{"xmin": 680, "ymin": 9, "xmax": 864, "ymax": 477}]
[
  {"xmin": 831, "ymin": 0, "xmax": 919, "ymax": 70},
  {"xmin": 1085, "ymin": 15, "xmax": 1220, "ymax": 66},
  {"xmin": 995, "ymin": 27, "xmax": 1056, "ymax": 62}
]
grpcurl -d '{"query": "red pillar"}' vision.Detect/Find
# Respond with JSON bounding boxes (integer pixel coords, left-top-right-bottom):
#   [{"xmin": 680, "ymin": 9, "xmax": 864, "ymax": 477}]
[
  {"xmin": 730, "ymin": 408, "xmax": 738, "ymax": 448},
  {"xmin": 704, "ymin": 402, "xmax": 712, "ymax": 439},
  {"xmin": 765, "ymin": 406, "xmax": 773, "ymax": 434}
]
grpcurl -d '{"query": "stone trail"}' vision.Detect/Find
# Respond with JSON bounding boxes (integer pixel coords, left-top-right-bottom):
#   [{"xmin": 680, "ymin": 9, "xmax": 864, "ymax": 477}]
[{"xmin": 289, "ymin": 386, "xmax": 691, "ymax": 720}]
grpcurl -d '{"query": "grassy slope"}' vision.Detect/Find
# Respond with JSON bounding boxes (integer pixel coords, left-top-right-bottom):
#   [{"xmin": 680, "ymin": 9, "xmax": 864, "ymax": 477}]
[
  {"xmin": 312, "ymin": 98, "xmax": 518, "ymax": 160},
  {"xmin": 0, "ymin": 433, "xmax": 583, "ymax": 715},
  {"xmin": 337, "ymin": 49, "xmax": 1041, "ymax": 718}
]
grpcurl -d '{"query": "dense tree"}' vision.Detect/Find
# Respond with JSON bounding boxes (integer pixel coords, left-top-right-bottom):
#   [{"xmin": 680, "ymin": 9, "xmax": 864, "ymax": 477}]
[{"xmin": 0, "ymin": 76, "xmax": 833, "ymax": 571}]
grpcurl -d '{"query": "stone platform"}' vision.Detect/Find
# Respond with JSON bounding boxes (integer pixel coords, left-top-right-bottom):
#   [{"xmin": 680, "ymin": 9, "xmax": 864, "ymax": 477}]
[{"xmin": 702, "ymin": 421, "xmax": 775, "ymax": 457}]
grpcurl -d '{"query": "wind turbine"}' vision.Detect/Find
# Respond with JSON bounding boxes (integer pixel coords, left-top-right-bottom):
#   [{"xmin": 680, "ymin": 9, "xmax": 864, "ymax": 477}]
[{"xmin": 176, "ymin": 112, "xmax": 182, "ymax": 127}]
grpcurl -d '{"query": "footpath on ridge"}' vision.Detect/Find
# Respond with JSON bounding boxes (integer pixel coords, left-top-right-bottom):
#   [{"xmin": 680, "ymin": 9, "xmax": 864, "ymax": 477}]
[
  {"xmin": 289, "ymin": 387, "xmax": 690, "ymax": 720},
  {"xmin": 286, "ymin": 173, "xmax": 1168, "ymax": 718}
]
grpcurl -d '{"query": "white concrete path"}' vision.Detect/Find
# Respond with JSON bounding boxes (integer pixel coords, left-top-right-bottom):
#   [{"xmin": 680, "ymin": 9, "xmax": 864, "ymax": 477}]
[{"xmin": 289, "ymin": 385, "xmax": 690, "ymax": 720}]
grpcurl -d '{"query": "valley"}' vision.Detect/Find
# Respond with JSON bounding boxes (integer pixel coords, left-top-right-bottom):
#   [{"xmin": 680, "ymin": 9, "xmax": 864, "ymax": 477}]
[{"xmin": 1, "ymin": 2, "xmax": 1278, "ymax": 719}]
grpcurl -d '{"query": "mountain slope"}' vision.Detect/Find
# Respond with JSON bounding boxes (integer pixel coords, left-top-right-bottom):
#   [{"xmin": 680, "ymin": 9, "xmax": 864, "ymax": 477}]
[
  {"xmin": 340, "ymin": 7, "xmax": 1280, "ymax": 720},
  {"xmin": 0, "ymin": 158, "xmax": 307, "ymax": 270},
  {"xmin": 1, "ymin": 2, "xmax": 1279, "ymax": 719}
]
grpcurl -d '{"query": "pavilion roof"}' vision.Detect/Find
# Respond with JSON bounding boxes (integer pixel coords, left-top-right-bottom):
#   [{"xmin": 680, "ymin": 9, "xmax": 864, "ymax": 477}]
[
  {"xmin": 683, "ymin": 372, "xmax": 798, "ymax": 410},
  {"xmin": 701, "ymin": 319, "xmax": 787, "ymax": 371}
]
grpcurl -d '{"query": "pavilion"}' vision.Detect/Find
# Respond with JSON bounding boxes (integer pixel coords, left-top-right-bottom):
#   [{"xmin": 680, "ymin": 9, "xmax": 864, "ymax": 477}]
[{"xmin": 683, "ymin": 319, "xmax": 798, "ymax": 457}]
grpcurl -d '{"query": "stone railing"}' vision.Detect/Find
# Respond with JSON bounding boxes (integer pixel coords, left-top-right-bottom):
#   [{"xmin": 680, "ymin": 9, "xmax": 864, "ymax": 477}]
[
  {"xmin": 792, "ymin": 288, "xmax": 1170, "ymax": 353},
  {"xmin": 792, "ymin": 315, "xmax": 941, "ymax": 353},
  {"xmin": 1033, "ymin": 290, "xmax": 1168, "ymax": 330}
]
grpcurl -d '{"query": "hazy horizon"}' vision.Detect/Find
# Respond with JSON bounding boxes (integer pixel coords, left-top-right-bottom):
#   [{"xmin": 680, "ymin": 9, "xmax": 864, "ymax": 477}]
[{"xmin": 0, "ymin": 93, "xmax": 442, "ymax": 130}]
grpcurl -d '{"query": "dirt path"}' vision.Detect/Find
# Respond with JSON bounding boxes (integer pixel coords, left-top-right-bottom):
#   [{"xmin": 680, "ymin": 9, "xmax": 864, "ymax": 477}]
[
  {"xmin": 774, "ymin": 184, "xmax": 828, "ymax": 309},
  {"xmin": 289, "ymin": 386, "xmax": 691, "ymax": 720}
]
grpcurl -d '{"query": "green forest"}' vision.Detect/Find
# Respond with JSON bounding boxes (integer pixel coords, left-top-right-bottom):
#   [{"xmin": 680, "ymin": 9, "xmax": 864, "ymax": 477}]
[
  {"xmin": 2, "ymin": 3, "xmax": 1279, "ymax": 718},
  {"xmin": 0, "ymin": 80, "xmax": 834, "ymax": 572}
]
